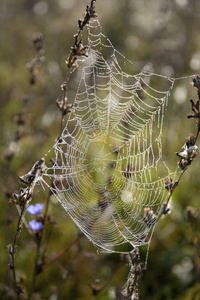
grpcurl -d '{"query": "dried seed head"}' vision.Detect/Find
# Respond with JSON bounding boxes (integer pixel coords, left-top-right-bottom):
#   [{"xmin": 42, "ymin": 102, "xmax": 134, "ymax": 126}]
[
  {"xmin": 164, "ymin": 177, "xmax": 174, "ymax": 191},
  {"xmin": 19, "ymin": 158, "xmax": 46, "ymax": 187},
  {"xmin": 78, "ymin": 0, "xmax": 97, "ymax": 30},
  {"xmin": 193, "ymin": 75, "xmax": 200, "ymax": 89},
  {"xmin": 162, "ymin": 201, "xmax": 171, "ymax": 215},
  {"xmin": 164, "ymin": 177, "xmax": 178, "ymax": 191},
  {"xmin": 186, "ymin": 134, "xmax": 196, "ymax": 147},
  {"xmin": 12, "ymin": 187, "xmax": 32, "ymax": 206},
  {"xmin": 142, "ymin": 207, "xmax": 157, "ymax": 226},
  {"xmin": 178, "ymin": 159, "xmax": 189, "ymax": 170},
  {"xmin": 7, "ymin": 244, "xmax": 16, "ymax": 255},
  {"xmin": 56, "ymin": 98, "xmax": 73, "ymax": 115},
  {"xmin": 60, "ymin": 81, "xmax": 67, "ymax": 91}
]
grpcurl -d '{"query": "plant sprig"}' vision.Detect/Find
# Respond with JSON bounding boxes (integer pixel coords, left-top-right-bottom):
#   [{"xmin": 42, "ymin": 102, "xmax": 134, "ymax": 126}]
[
  {"xmin": 57, "ymin": 0, "xmax": 97, "ymax": 136},
  {"xmin": 9, "ymin": 1, "xmax": 98, "ymax": 298},
  {"xmin": 163, "ymin": 76, "xmax": 200, "ymax": 215}
]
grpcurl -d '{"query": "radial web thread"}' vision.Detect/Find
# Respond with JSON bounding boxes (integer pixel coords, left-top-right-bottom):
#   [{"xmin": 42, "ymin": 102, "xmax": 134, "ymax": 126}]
[{"xmin": 42, "ymin": 20, "xmax": 193, "ymax": 254}]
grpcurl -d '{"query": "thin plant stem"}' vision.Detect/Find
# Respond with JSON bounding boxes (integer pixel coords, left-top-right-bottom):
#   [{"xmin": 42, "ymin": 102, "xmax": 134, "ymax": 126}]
[
  {"xmin": 28, "ymin": 2, "xmax": 97, "ymax": 296},
  {"xmin": 27, "ymin": 187, "xmax": 52, "ymax": 300},
  {"xmin": 59, "ymin": 69, "xmax": 70, "ymax": 136},
  {"xmin": 27, "ymin": 237, "xmax": 43, "ymax": 300},
  {"xmin": 157, "ymin": 168, "xmax": 187, "ymax": 223},
  {"xmin": 11, "ymin": 204, "xmax": 27, "ymax": 298},
  {"xmin": 5, "ymin": 160, "xmax": 14, "ymax": 289}
]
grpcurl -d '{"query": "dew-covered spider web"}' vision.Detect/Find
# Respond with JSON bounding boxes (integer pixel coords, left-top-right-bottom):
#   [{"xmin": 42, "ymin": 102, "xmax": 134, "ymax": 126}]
[{"xmin": 41, "ymin": 19, "xmax": 193, "ymax": 255}]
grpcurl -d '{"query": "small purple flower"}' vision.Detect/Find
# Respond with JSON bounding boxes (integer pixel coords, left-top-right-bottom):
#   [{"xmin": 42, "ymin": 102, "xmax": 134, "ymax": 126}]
[
  {"xmin": 29, "ymin": 220, "xmax": 43, "ymax": 231},
  {"xmin": 27, "ymin": 203, "xmax": 43, "ymax": 215}
]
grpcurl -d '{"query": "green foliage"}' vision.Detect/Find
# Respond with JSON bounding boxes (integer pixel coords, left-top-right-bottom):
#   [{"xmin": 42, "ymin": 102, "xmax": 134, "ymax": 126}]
[{"xmin": 1, "ymin": 0, "xmax": 200, "ymax": 299}]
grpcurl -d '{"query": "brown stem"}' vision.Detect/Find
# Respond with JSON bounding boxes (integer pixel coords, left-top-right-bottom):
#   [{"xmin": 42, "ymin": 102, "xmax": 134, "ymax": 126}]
[
  {"xmin": 11, "ymin": 204, "xmax": 26, "ymax": 297},
  {"xmin": 4, "ymin": 160, "xmax": 14, "ymax": 289},
  {"xmin": 27, "ymin": 186, "xmax": 52, "ymax": 299},
  {"xmin": 27, "ymin": 236, "xmax": 42, "ymax": 300},
  {"xmin": 39, "ymin": 192, "xmax": 52, "ymax": 264},
  {"xmin": 195, "ymin": 83, "xmax": 200, "ymax": 140},
  {"xmin": 59, "ymin": 69, "xmax": 70, "ymax": 137},
  {"xmin": 59, "ymin": 1, "xmax": 97, "ymax": 136},
  {"xmin": 28, "ymin": 1, "xmax": 96, "ymax": 293},
  {"xmin": 43, "ymin": 187, "xmax": 52, "ymax": 227},
  {"xmin": 157, "ymin": 168, "xmax": 187, "ymax": 223}
]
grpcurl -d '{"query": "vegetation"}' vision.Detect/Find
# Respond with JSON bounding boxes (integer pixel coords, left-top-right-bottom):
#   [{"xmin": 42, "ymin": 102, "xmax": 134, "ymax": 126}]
[{"xmin": 1, "ymin": 0, "xmax": 200, "ymax": 299}]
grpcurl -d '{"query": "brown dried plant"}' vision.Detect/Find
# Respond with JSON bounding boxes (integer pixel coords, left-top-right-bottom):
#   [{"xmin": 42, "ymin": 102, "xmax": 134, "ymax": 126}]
[{"xmin": 8, "ymin": 1, "xmax": 97, "ymax": 299}]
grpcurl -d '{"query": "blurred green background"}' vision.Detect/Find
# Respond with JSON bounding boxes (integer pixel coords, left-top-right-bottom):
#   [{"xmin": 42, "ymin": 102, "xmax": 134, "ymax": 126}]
[{"xmin": 1, "ymin": 0, "xmax": 200, "ymax": 299}]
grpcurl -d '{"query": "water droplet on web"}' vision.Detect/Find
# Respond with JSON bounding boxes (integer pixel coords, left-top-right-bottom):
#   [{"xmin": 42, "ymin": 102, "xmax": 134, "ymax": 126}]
[{"xmin": 41, "ymin": 18, "xmax": 191, "ymax": 257}]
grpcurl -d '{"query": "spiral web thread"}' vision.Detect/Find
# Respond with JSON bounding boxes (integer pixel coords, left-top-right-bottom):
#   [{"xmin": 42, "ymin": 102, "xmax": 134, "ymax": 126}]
[{"xmin": 42, "ymin": 20, "xmax": 191, "ymax": 254}]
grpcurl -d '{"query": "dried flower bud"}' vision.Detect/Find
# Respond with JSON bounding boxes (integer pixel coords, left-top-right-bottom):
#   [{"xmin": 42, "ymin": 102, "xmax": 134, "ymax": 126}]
[
  {"xmin": 78, "ymin": 0, "xmax": 97, "ymax": 30},
  {"xmin": 19, "ymin": 158, "xmax": 46, "ymax": 187},
  {"xmin": 176, "ymin": 136, "xmax": 198, "ymax": 163},
  {"xmin": 56, "ymin": 98, "xmax": 73, "ymax": 116},
  {"xmin": 178, "ymin": 159, "xmax": 189, "ymax": 170},
  {"xmin": 142, "ymin": 207, "xmax": 157, "ymax": 227},
  {"xmin": 162, "ymin": 202, "xmax": 171, "ymax": 215},
  {"xmin": 12, "ymin": 187, "xmax": 32, "ymax": 206},
  {"xmin": 164, "ymin": 177, "xmax": 178, "ymax": 191},
  {"xmin": 7, "ymin": 244, "xmax": 16, "ymax": 255},
  {"xmin": 60, "ymin": 81, "xmax": 67, "ymax": 91},
  {"xmin": 193, "ymin": 75, "xmax": 200, "ymax": 89},
  {"xmin": 164, "ymin": 177, "xmax": 173, "ymax": 191},
  {"xmin": 66, "ymin": 35, "xmax": 89, "ymax": 69},
  {"xmin": 8, "ymin": 263, "xmax": 14, "ymax": 270},
  {"xmin": 186, "ymin": 134, "xmax": 196, "ymax": 147}
]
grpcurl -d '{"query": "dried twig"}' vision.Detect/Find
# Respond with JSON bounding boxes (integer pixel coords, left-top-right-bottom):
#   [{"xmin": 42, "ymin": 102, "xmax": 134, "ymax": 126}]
[
  {"xmin": 9, "ymin": 158, "xmax": 46, "ymax": 296},
  {"xmin": 121, "ymin": 248, "xmax": 146, "ymax": 300},
  {"xmin": 26, "ymin": 33, "xmax": 45, "ymax": 85},
  {"xmin": 158, "ymin": 76, "xmax": 200, "ymax": 223},
  {"xmin": 7, "ymin": 206, "xmax": 26, "ymax": 298},
  {"xmin": 26, "ymin": 2, "xmax": 98, "ymax": 297},
  {"xmin": 127, "ymin": 76, "xmax": 200, "ymax": 300},
  {"xmin": 58, "ymin": 0, "xmax": 97, "ymax": 136}
]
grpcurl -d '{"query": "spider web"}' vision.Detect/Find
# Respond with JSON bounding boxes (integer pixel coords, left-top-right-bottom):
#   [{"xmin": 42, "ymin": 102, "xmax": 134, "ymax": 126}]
[{"xmin": 42, "ymin": 20, "xmax": 192, "ymax": 254}]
